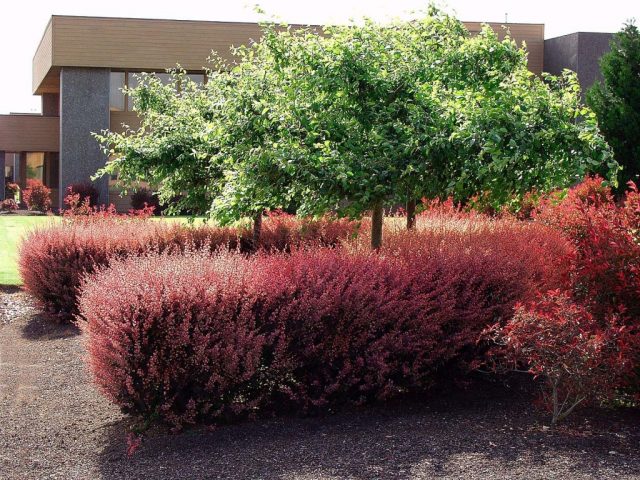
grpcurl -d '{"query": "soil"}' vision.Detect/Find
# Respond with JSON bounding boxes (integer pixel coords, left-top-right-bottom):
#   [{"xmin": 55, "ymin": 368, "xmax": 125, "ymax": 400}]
[
  {"xmin": 1, "ymin": 287, "xmax": 639, "ymax": 480},
  {"xmin": 0, "ymin": 210, "xmax": 48, "ymax": 216}
]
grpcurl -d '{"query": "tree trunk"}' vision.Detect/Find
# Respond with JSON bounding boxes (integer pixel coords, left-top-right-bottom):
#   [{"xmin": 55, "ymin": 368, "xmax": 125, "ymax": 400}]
[
  {"xmin": 253, "ymin": 210, "xmax": 263, "ymax": 250},
  {"xmin": 406, "ymin": 197, "xmax": 416, "ymax": 230},
  {"xmin": 371, "ymin": 202, "xmax": 384, "ymax": 250}
]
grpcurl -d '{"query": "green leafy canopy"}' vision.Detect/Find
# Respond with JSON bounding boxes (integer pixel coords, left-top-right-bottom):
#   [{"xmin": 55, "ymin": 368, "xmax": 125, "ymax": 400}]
[{"xmin": 95, "ymin": 7, "xmax": 617, "ymax": 225}]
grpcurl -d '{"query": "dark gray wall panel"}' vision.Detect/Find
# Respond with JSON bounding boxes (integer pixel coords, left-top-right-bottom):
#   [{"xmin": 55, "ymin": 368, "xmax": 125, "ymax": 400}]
[
  {"xmin": 544, "ymin": 32, "xmax": 613, "ymax": 99},
  {"xmin": 544, "ymin": 33, "xmax": 580, "ymax": 76},
  {"xmin": 577, "ymin": 32, "xmax": 612, "ymax": 93},
  {"xmin": 59, "ymin": 67, "xmax": 110, "ymax": 206}
]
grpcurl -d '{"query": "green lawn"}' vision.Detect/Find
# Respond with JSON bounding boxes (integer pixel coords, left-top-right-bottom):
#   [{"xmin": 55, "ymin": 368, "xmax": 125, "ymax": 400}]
[
  {"xmin": 0, "ymin": 215, "xmax": 208, "ymax": 286},
  {"xmin": 0, "ymin": 216, "xmax": 61, "ymax": 285}
]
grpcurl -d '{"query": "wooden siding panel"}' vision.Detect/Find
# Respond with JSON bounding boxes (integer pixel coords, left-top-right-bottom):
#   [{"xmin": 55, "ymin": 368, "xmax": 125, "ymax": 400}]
[
  {"xmin": 32, "ymin": 16, "xmax": 545, "ymax": 95},
  {"xmin": 0, "ymin": 115, "xmax": 59, "ymax": 152},
  {"xmin": 51, "ymin": 17, "xmax": 264, "ymax": 72},
  {"xmin": 33, "ymin": 19, "xmax": 54, "ymax": 94}
]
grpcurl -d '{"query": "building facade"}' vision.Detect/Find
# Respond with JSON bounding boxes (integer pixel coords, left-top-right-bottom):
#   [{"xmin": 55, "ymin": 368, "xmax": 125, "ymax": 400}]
[
  {"xmin": 544, "ymin": 32, "xmax": 613, "ymax": 99},
  {"xmin": 0, "ymin": 15, "xmax": 606, "ymax": 210}
]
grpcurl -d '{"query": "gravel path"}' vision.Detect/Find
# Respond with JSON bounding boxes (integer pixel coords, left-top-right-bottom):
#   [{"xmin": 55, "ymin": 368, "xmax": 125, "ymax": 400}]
[{"xmin": 1, "ymin": 287, "xmax": 639, "ymax": 479}]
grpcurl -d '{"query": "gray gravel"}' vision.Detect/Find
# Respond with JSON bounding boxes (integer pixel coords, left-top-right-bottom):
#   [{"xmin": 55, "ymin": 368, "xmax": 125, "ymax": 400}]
[{"xmin": 1, "ymin": 288, "xmax": 639, "ymax": 479}]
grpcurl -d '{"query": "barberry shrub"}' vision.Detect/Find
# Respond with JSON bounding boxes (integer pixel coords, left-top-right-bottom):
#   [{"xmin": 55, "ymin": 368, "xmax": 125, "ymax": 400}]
[
  {"xmin": 79, "ymin": 219, "xmax": 568, "ymax": 429},
  {"xmin": 130, "ymin": 187, "xmax": 162, "ymax": 214},
  {"xmin": 23, "ymin": 179, "xmax": 52, "ymax": 212},
  {"xmin": 19, "ymin": 215, "xmax": 358, "ymax": 319},
  {"xmin": 63, "ymin": 192, "xmax": 156, "ymax": 218},
  {"xmin": 258, "ymin": 211, "xmax": 360, "ymax": 251},
  {"xmin": 66, "ymin": 183, "xmax": 100, "ymax": 207},
  {"xmin": 80, "ymin": 251, "xmax": 269, "ymax": 430},
  {"xmin": 488, "ymin": 291, "xmax": 633, "ymax": 424},
  {"xmin": 0, "ymin": 198, "xmax": 18, "ymax": 212},
  {"xmin": 19, "ymin": 219, "xmax": 175, "ymax": 317}
]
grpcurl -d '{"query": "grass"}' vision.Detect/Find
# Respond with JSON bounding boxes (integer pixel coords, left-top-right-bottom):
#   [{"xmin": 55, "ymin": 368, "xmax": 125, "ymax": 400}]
[
  {"xmin": 0, "ymin": 214, "xmax": 207, "ymax": 286},
  {"xmin": 0, "ymin": 216, "xmax": 61, "ymax": 285}
]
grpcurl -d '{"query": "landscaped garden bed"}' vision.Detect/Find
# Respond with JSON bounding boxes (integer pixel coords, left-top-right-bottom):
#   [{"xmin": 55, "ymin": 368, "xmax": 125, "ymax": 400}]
[
  {"xmin": 10, "ymin": 177, "xmax": 639, "ymax": 434},
  {"xmin": 2, "ymin": 178, "xmax": 640, "ymax": 477},
  {"xmin": 2, "ymin": 7, "xmax": 640, "ymax": 478},
  {"xmin": 1, "ymin": 282, "xmax": 639, "ymax": 479}
]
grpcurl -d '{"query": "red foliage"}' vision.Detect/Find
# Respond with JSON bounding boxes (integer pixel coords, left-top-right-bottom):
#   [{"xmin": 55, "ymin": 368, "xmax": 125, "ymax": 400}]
[
  {"xmin": 79, "ymin": 218, "xmax": 568, "ymax": 428},
  {"xmin": 485, "ymin": 177, "xmax": 640, "ymax": 421},
  {"xmin": 66, "ymin": 183, "xmax": 100, "ymax": 207},
  {"xmin": 0, "ymin": 199, "xmax": 18, "ymax": 212},
  {"xmin": 259, "ymin": 210, "xmax": 360, "ymax": 251},
  {"xmin": 488, "ymin": 291, "xmax": 633, "ymax": 424},
  {"xmin": 538, "ymin": 176, "xmax": 640, "ymax": 324},
  {"xmin": 80, "ymin": 251, "xmax": 268, "ymax": 430},
  {"xmin": 63, "ymin": 193, "xmax": 95, "ymax": 216},
  {"xmin": 23, "ymin": 179, "xmax": 52, "ymax": 212},
  {"xmin": 19, "ymin": 218, "xmax": 174, "ymax": 317},
  {"xmin": 19, "ymin": 215, "xmax": 358, "ymax": 319},
  {"xmin": 63, "ymin": 192, "xmax": 155, "ymax": 218}
]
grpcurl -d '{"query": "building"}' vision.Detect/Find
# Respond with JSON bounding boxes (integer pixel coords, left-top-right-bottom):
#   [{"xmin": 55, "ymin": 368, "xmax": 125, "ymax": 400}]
[
  {"xmin": 0, "ymin": 15, "xmax": 607, "ymax": 210},
  {"xmin": 544, "ymin": 32, "xmax": 613, "ymax": 99}
]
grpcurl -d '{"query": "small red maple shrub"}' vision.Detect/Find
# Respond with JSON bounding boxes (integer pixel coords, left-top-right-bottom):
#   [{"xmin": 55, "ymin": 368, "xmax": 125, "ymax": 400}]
[
  {"xmin": 488, "ymin": 291, "xmax": 633, "ymax": 424},
  {"xmin": 484, "ymin": 177, "xmax": 640, "ymax": 423},
  {"xmin": 537, "ymin": 176, "xmax": 640, "ymax": 331},
  {"xmin": 23, "ymin": 179, "xmax": 52, "ymax": 212}
]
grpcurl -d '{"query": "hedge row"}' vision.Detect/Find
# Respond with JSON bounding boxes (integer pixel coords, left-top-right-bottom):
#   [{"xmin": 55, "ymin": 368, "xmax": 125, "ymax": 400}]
[
  {"xmin": 19, "ymin": 214, "xmax": 358, "ymax": 318},
  {"xmin": 79, "ymin": 219, "xmax": 569, "ymax": 429}
]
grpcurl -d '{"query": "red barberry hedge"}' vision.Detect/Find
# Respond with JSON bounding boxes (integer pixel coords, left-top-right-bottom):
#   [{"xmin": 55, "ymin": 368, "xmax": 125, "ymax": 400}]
[
  {"xmin": 19, "ymin": 215, "xmax": 358, "ymax": 319},
  {"xmin": 79, "ymin": 218, "xmax": 569, "ymax": 429}
]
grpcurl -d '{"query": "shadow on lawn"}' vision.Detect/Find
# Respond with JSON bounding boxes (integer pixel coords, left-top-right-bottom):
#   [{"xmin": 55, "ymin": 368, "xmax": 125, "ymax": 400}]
[
  {"xmin": 95, "ymin": 381, "xmax": 640, "ymax": 480},
  {"xmin": 21, "ymin": 312, "xmax": 80, "ymax": 340},
  {"xmin": 0, "ymin": 285, "xmax": 22, "ymax": 295}
]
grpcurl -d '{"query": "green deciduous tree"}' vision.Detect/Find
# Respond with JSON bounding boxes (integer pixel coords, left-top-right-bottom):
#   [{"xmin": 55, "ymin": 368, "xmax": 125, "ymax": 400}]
[
  {"xmin": 97, "ymin": 8, "xmax": 617, "ymax": 248},
  {"xmin": 587, "ymin": 21, "xmax": 640, "ymax": 188},
  {"xmin": 95, "ymin": 71, "xmax": 222, "ymax": 216}
]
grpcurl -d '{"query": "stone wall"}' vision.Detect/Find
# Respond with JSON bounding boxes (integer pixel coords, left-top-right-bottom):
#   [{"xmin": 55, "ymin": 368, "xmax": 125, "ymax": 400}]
[{"xmin": 59, "ymin": 67, "xmax": 110, "ymax": 206}]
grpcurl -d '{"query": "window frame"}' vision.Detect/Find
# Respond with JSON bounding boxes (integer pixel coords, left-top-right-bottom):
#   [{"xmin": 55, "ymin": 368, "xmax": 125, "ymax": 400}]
[{"xmin": 110, "ymin": 69, "xmax": 208, "ymax": 112}]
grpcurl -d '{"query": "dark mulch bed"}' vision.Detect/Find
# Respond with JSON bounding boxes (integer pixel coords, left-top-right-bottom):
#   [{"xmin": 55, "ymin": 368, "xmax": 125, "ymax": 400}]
[
  {"xmin": 0, "ymin": 209, "xmax": 49, "ymax": 216},
  {"xmin": 1, "ymin": 288, "xmax": 639, "ymax": 479}
]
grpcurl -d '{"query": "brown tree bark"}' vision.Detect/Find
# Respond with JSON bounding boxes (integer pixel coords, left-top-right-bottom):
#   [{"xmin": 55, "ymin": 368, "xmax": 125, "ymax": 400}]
[
  {"xmin": 406, "ymin": 197, "xmax": 416, "ymax": 230},
  {"xmin": 371, "ymin": 202, "xmax": 384, "ymax": 250},
  {"xmin": 252, "ymin": 210, "xmax": 263, "ymax": 250}
]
